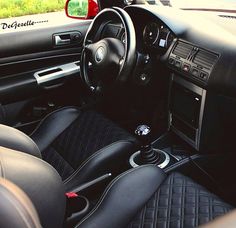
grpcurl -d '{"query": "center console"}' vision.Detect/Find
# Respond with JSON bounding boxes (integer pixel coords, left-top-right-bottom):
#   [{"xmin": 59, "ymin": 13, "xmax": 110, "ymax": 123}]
[
  {"xmin": 169, "ymin": 75, "xmax": 206, "ymax": 151},
  {"xmin": 129, "ymin": 73, "xmax": 207, "ymax": 169},
  {"xmin": 129, "ymin": 40, "xmax": 217, "ymax": 170}
]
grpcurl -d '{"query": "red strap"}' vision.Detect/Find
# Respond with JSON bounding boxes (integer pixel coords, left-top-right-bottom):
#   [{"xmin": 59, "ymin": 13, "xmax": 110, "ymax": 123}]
[{"xmin": 65, "ymin": 192, "xmax": 78, "ymax": 199}]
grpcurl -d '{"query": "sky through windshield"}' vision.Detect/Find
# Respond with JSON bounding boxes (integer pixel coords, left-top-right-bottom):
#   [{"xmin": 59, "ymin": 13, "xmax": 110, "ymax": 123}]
[{"xmin": 156, "ymin": 0, "xmax": 236, "ymax": 9}]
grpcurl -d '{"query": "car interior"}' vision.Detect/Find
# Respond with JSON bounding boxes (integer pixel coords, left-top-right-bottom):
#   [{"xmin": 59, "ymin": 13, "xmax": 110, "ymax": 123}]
[{"xmin": 1, "ymin": 0, "xmax": 236, "ymax": 227}]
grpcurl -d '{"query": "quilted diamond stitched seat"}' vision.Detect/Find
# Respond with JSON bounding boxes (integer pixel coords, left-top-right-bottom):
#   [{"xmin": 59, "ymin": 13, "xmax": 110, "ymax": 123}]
[
  {"xmin": 41, "ymin": 110, "xmax": 135, "ymax": 180},
  {"xmin": 76, "ymin": 166, "xmax": 233, "ymax": 228},
  {"xmin": 128, "ymin": 172, "xmax": 233, "ymax": 228},
  {"xmin": 0, "ymin": 107, "xmax": 138, "ymax": 191}
]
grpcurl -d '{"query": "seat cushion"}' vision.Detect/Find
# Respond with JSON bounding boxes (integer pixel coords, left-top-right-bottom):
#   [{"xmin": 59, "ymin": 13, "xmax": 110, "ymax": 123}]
[
  {"xmin": 42, "ymin": 110, "xmax": 136, "ymax": 180},
  {"xmin": 128, "ymin": 172, "xmax": 233, "ymax": 228}
]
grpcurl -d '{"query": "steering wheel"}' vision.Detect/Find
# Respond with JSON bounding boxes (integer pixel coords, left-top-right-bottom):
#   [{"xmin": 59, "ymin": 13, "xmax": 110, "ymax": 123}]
[{"xmin": 80, "ymin": 7, "xmax": 136, "ymax": 93}]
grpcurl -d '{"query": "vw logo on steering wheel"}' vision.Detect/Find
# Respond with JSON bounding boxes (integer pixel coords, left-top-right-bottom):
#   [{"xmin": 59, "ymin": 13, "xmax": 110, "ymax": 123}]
[{"xmin": 95, "ymin": 47, "xmax": 106, "ymax": 63}]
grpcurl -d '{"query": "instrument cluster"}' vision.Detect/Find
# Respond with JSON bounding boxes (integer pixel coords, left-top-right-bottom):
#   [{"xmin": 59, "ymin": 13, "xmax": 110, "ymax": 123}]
[{"xmin": 143, "ymin": 22, "xmax": 175, "ymax": 53}]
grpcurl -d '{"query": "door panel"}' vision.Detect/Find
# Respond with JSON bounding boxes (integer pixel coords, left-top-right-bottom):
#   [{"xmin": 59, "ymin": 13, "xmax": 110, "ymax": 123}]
[
  {"xmin": 0, "ymin": 21, "xmax": 91, "ymax": 59},
  {"xmin": 0, "ymin": 20, "xmax": 91, "ymax": 132}
]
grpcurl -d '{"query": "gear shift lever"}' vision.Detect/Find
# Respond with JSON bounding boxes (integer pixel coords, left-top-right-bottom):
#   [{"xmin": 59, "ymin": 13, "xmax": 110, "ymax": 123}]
[{"xmin": 135, "ymin": 125, "xmax": 160, "ymax": 164}]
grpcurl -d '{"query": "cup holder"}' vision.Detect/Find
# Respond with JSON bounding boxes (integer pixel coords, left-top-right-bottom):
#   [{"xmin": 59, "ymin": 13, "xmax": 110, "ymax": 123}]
[{"xmin": 66, "ymin": 195, "xmax": 90, "ymax": 226}]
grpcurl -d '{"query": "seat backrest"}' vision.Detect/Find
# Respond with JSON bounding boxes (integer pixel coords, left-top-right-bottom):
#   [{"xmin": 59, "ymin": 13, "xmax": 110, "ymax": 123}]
[
  {"xmin": 0, "ymin": 178, "xmax": 41, "ymax": 228},
  {"xmin": 0, "ymin": 146, "xmax": 66, "ymax": 228},
  {"xmin": 0, "ymin": 124, "xmax": 41, "ymax": 158}
]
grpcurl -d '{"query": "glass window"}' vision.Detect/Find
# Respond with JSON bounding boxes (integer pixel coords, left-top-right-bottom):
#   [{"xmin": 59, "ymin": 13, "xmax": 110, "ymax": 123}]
[
  {"xmin": 0, "ymin": 0, "xmax": 67, "ymax": 19},
  {"xmin": 0, "ymin": 0, "xmax": 88, "ymax": 33},
  {"xmin": 148, "ymin": 0, "xmax": 236, "ymax": 10}
]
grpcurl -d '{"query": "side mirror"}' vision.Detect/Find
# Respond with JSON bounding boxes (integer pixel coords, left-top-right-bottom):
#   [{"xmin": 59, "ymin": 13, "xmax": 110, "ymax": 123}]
[{"xmin": 65, "ymin": 0, "xmax": 99, "ymax": 19}]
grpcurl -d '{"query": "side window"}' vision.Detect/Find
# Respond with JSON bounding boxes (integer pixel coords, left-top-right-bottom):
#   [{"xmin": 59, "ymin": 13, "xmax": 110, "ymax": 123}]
[
  {"xmin": 0, "ymin": 0, "xmax": 99, "ymax": 33},
  {"xmin": 0, "ymin": 0, "xmax": 67, "ymax": 19}
]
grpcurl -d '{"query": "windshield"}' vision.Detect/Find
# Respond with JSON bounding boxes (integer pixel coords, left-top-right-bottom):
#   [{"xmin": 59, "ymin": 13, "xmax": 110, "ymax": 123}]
[{"xmin": 149, "ymin": 0, "xmax": 236, "ymax": 10}]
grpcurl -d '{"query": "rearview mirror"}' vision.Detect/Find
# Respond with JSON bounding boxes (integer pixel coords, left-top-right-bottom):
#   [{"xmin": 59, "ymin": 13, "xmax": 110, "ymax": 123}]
[{"xmin": 65, "ymin": 0, "xmax": 99, "ymax": 19}]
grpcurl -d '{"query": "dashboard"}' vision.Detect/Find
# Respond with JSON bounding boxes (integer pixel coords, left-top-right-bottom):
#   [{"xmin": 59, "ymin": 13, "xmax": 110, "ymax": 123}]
[
  {"xmin": 100, "ymin": 4, "xmax": 236, "ymax": 153},
  {"xmin": 101, "ymin": 15, "xmax": 175, "ymax": 56},
  {"xmin": 125, "ymin": 5, "xmax": 236, "ymax": 92},
  {"xmin": 100, "ymin": 4, "xmax": 236, "ymax": 95},
  {"xmin": 132, "ymin": 5, "xmax": 236, "ymax": 153}
]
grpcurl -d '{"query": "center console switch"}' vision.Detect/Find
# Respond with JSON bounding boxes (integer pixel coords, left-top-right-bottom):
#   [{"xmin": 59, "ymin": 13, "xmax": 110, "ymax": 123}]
[{"xmin": 168, "ymin": 41, "xmax": 219, "ymax": 85}]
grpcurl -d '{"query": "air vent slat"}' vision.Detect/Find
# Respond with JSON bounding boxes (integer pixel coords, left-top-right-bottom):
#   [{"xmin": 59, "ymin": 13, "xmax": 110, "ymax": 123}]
[
  {"xmin": 194, "ymin": 56, "xmax": 217, "ymax": 65},
  {"xmin": 172, "ymin": 42, "xmax": 192, "ymax": 59},
  {"xmin": 193, "ymin": 50, "xmax": 218, "ymax": 69},
  {"xmin": 194, "ymin": 55, "xmax": 217, "ymax": 63}
]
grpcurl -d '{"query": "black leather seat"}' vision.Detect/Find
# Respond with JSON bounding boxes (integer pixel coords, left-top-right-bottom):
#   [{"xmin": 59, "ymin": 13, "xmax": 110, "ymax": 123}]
[
  {"xmin": 128, "ymin": 172, "xmax": 233, "ymax": 228},
  {"xmin": 0, "ymin": 107, "xmax": 137, "ymax": 191},
  {"xmin": 0, "ymin": 150, "xmax": 233, "ymax": 228},
  {"xmin": 77, "ymin": 166, "xmax": 233, "ymax": 228}
]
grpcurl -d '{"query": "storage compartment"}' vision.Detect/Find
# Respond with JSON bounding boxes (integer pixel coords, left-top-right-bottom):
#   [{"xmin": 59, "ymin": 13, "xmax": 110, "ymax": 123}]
[
  {"xmin": 171, "ymin": 116, "xmax": 196, "ymax": 141},
  {"xmin": 171, "ymin": 82, "xmax": 201, "ymax": 128},
  {"xmin": 169, "ymin": 75, "xmax": 206, "ymax": 150}
]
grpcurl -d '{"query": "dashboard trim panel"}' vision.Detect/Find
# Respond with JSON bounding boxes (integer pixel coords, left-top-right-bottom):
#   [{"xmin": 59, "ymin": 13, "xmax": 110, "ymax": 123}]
[{"xmin": 169, "ymin": 74, "xmax": 206, "ymax": 151}]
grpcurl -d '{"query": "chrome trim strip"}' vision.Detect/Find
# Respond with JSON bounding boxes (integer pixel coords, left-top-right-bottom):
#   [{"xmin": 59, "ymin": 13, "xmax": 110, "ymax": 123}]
[
  {"xmin": 129, "ymin": 149, "xmax": 171, "ymax": 169},
  {"xmin": 34, "ymin": 61, "xmax": 80, "ymax": 85},
  {"xmin": 129, "ymin": 152, "xmax": 139, "ymax": 168},
  {"xmin": 197, "ymin": 89, "xmax": 206, "ymax": 150},
  {"xmin": 167, "ymin": 74, "xmax": 174, "ymax": 130}
]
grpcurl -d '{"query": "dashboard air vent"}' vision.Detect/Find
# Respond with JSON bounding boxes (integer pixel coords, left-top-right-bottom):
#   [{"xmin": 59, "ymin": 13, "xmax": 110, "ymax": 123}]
[
  {"xmin": 172, "ymin": 42, "xmax": 192, "ymax": 59},
  {"xmin": 193, "ymin": 50, "xmax": 218, "ymax": 70}
]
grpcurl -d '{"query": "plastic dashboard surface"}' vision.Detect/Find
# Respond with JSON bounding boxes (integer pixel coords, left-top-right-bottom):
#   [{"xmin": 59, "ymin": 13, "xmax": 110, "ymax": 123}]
[{"xmin": 125, "ymin": 5, "xmax": 236, "ymax": 96}]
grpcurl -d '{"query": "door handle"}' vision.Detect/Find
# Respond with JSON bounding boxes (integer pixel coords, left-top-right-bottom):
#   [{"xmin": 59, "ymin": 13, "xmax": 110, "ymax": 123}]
[
  {"xmin": 53, "ymin": 31, "xmax": 82, "ymax": 46},
  {"xmin": 54, "ymin": 35, "xmax": 71, "ymax": 46}
]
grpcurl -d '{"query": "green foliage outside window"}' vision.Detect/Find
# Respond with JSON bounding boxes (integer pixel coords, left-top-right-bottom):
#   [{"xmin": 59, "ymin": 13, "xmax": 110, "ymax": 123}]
[
  {"xmin": 0, "ymin": 0, "xmax": 66, "ymax": 19},
  {"xmin": 67, "ymin": 0, "xmax": 88, "ymax": 17}
]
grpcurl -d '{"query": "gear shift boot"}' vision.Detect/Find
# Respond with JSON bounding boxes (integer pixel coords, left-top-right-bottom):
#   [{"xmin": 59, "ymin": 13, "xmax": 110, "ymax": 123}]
[
  {"xmin": 135, "ymin": 125, "xmax": 161, "ymax": 165},
  {"xmin": 140, "ymin": 145, "xmax": 161, "ymax": 164}
]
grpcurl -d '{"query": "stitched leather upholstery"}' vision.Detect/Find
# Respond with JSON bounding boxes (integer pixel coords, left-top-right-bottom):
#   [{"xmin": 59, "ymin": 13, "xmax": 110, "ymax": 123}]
[
  {"xmin": 76, "ymin": 167, "xmax": 233, "ymax": 228},
  {"xmin": 42, "ymin": 147, "xmax": 74, "ymax": 181},
  {"xmin": 77, "ymin": 165, "xmax": 167, "ymax": 228},
  {"xmin": 41, "ymin": 109, "xmax": 136, "ymax": 181},
  {"xmin": 0, "ymin": 106, "xmax": 137, "ymax": 191},
  {"xmin": 128, "ymin": 172, "xmax": 233, "ymax": 228},
  {"xmin": 0, "ymin": 163, "xmax": 232, "ymax": 228}
]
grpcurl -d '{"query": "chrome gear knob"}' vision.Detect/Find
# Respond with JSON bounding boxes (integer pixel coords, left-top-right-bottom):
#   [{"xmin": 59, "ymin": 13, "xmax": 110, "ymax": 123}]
[{"xmin": 135, "ymin": 125, "xmax": 151, "ymax": 146}]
